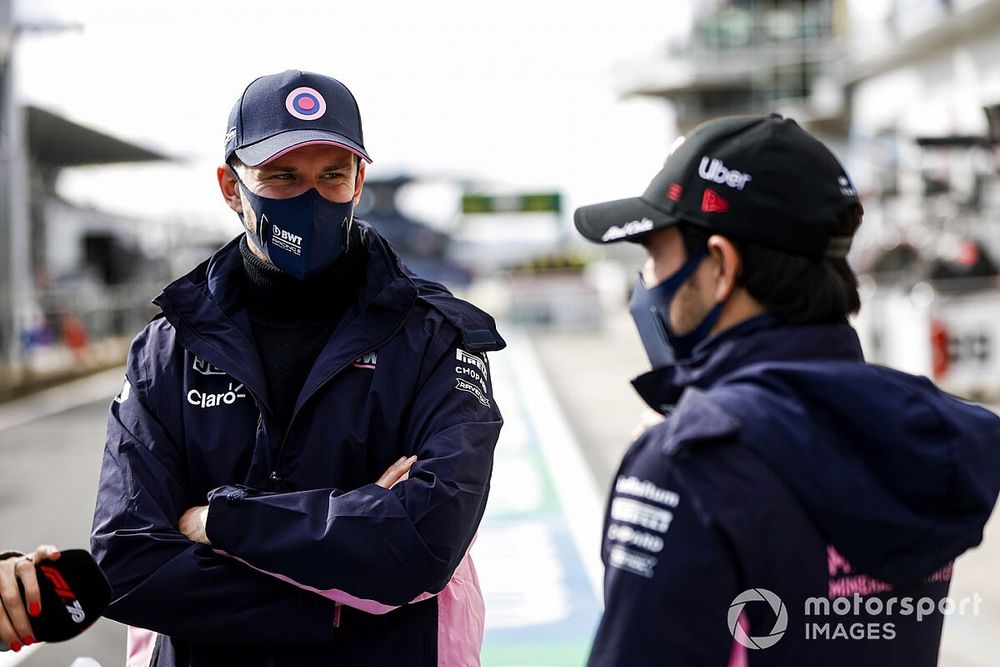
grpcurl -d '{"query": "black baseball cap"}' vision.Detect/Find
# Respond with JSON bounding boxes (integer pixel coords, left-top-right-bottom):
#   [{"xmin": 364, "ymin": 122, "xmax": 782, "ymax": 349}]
[
  {"xmin": 224, "ymin": 70, "xmax": 372, "ymax": 167},
  {"xmin": 574, "ymin": 114, "xmax": 861, "ymax": 259}
]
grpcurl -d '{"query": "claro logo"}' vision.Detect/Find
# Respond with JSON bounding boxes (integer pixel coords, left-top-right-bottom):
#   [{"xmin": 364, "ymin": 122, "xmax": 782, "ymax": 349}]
[{"xmin": 187, "ymin": 383, "xmax": 247, "ymax": 409}]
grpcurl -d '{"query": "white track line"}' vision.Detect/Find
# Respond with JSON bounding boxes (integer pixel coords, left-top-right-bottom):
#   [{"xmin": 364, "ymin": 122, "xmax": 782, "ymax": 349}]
[
  {"xmin": 0, "ymin": 367, "xmax": 124, "ymax": 434},
  {"xmin": 502, "ymin": 331, "xmax": 606, "ymax": 601}
]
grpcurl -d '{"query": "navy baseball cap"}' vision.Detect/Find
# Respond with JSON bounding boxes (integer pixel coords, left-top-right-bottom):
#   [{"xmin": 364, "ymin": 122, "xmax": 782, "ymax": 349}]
[
  {"xmin": 575, "ymin": 114, "xmax": 861, "ymax": 259},
  {"xmin": 224, "ymin": 70, "xmax": 372, "ymax": 167}
]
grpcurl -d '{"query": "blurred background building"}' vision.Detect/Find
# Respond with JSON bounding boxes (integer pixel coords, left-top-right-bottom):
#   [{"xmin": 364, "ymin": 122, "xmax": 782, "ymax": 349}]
[
  {"xmin": 0, "ymin": 0, "xmax": 177, "ymax": 396},
  {"xmin": 3, "ymin": 0, "xmax": 1000, "ymax": 399},
  {"xmin": 610, "ymin": 0, "xmax": 1000, "ymax": 398}
]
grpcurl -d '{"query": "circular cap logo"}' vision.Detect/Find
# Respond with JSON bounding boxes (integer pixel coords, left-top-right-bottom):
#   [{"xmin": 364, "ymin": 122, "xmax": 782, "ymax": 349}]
[
  {"xmin": 728, "ymin": 588, "xmax": 788, "ymax": 650},
  {"xmin": 285, "ymin": 87, "xmax": 327, "ymax": 121}
]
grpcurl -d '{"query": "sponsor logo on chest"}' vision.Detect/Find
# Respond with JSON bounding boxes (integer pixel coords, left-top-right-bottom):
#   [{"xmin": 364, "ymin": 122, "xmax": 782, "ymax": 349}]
[
  {"xmin": 192, "ymin": 356, "xmax": 226, "ymax": 376},
  {"xmin": 187, "ymin": 356, "xmax": 248, "ymax": 408},
  {"xmin": 187, "ymin": 382, "xmax": 247, "ymax": 409},
  {"xmin": 352, "ymin": 352, "xmax": 378, "ymax": 369}
]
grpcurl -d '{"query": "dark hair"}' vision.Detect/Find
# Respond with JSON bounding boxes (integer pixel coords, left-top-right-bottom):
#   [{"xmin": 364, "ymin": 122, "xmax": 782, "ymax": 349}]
[{"xmin": 678, "ymin": 206, "xmax": 863, "ymax": 325}]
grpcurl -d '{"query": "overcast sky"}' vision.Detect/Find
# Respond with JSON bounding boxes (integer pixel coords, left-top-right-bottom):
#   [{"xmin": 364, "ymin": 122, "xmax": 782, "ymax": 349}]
[{"xmin": 15, "ymin": 0, "xmax": 689, "ymax": 236}]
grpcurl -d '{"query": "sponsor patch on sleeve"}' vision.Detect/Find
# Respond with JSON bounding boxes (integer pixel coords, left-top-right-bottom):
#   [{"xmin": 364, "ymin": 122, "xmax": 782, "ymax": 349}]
[
  {"xmin": 605, "ymin": 475, "xmax": 681, "ymax": 577},
  {"xmin": 454, "ymin": 349, "xmax": 491, "ymax": 407}
]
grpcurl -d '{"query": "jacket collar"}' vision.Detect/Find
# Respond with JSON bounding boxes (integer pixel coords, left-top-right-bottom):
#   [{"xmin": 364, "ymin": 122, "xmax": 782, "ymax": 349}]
[
  {"xmin": 631, "ymin": 315, "xmax": 865, "ymax": 413},
  {"xmin": 153, "ymin": 221, "xmax": 417, "ymax": 413}
]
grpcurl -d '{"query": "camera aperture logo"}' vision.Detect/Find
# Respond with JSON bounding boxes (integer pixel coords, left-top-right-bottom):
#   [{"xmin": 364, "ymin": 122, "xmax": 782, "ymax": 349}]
[{"xmin": 728, "ymin": 588, "xmax": 788, "ymax": 650}]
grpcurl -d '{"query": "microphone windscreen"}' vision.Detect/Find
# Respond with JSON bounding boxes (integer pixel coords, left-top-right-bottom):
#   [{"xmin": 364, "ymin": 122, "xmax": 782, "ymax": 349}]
[{"xmin": 25, "ymin": 550, "xmax": 112, "ymax": 643}]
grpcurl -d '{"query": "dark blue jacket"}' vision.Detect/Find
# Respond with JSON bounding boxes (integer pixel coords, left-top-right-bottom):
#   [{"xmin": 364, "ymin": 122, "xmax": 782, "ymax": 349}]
[
  {"xmin": 588, "ymin": 316, "xmax": 1000, "ymax": 666},
  {"xmin": 91, "ymin": 223, "xmax": 505, "ymax": 666}
]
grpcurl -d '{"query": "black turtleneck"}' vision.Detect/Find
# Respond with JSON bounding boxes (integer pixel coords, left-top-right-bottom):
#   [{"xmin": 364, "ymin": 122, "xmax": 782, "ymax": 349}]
[{"xmin": 239, "ymin": 230, "xmax": 366, "ymax": 432}]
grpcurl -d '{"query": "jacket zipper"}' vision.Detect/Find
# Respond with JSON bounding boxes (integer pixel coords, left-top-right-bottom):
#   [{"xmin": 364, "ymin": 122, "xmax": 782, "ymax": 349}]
[
  {"xmin": 178, "ymin": 345, "xmax": 278, "ymax": 481},
  {"xmin": 268, "ymin": 308, "xmax": 415, "ymax": 486}
]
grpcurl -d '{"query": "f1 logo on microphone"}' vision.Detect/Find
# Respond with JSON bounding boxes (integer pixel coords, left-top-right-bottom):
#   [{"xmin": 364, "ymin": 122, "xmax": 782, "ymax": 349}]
[{"xmin": 39, "ymin": 565, "xmax": 86, "ymax": 624}]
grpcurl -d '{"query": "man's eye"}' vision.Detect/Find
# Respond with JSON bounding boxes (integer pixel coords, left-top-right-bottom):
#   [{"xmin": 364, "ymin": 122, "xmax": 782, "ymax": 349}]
[{"xmin": 269, "ymin": 173, "xmax": 295, "ymax": 181}]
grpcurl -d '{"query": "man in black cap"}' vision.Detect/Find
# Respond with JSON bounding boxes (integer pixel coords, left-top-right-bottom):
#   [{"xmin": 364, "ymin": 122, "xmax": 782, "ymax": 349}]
[
  {"xmin": 91, "ymin": 70, "xmax": 505, "ymax": 666},
  {"xmin": 575, "ymin": 114, "xmax": 1000, "ymax": 665}
]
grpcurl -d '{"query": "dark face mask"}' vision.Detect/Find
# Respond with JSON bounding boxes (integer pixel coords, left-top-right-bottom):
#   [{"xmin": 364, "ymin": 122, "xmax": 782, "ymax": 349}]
[
  {"xmin": 234, "ymin": 171, "xmax": 355, "ymax": 280},
  {"xmin": 628, "ymin": 250, "xmax": 724, "ymax": 367}
]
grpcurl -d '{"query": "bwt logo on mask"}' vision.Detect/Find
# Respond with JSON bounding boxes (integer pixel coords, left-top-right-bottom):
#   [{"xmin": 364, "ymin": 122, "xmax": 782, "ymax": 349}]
[
  {"xmin": 272, "ymin": 225, "xmax": 303, "ymax": 248},
  {"xmin": 269, "ymin": 224, "xmax": 304, "ymax": 258}
]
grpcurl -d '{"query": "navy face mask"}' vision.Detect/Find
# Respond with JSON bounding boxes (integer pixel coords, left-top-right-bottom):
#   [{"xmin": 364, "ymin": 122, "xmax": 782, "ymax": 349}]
[
  {"xmin": 629, "ymin": 250, "xmax": 724, "ymax": 367},
  {"xmin": 234, "ymin": 171, "xmax": 355, "ymax": 280}
]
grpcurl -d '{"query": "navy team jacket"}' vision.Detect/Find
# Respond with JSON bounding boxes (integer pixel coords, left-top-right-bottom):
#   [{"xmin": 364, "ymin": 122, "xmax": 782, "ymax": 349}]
[
  {"xmin": 91, "ymin": 222, "xmax": 505, "ymax": 666},
  {"xmin": 588, "ymin": 316, "xmax": 1000, "ymax": 666}
]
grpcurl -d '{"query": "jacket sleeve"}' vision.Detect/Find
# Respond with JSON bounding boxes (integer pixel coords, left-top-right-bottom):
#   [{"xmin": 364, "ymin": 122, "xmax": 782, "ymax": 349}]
[
  {"xmin": 90, "ymin": 339, "xmax": 341, "ymax": 646},
  {"xmin": 205, "ymin": 331, "xmax": 503, "ymax": 610},
  {"xmin": 586, "ymin": 455, "xmax": 741, "ymax": 667}
]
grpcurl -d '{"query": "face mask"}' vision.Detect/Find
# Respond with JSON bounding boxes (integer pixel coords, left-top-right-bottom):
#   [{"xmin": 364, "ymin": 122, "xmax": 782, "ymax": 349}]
[
  {"xmin": 234, "ymin": 171, "xmax": 355, "ymax": 280},
  {"xmin": 629, "ymin": 250, "xmax": 724, "ymax": 367}
]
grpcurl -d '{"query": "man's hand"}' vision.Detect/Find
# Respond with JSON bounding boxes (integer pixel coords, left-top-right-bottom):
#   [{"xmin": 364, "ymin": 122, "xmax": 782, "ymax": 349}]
[
  {"xmin": 0, "ymin": 545, "xmax": 60, "ymax": 652},
  {"xmin": 179, "ymin": 506, "xmax": 211, "ymax": 545},
  {"xmin": 376, "ymin": 455, "xmax": 417, "ymax": 489}
]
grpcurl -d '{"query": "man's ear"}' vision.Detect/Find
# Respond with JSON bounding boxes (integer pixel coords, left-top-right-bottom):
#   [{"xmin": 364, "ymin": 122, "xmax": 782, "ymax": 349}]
[
  {"xmin": 706, "ymin": 234, "xmax": 742, "ymax": 303},
  {"xmin": 217, "ymin": 165, "xmax": 243, "ymax": 214}
]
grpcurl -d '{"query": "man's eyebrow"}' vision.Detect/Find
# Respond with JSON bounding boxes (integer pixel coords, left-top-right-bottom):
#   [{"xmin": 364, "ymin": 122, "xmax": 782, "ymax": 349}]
[
  {"xmin": 259, "ymin": 164, "xmax": 299, "ymax": 173},
  {"xmin": 259, "ymin": 163, "xmax": 353, "ymax": 174}
]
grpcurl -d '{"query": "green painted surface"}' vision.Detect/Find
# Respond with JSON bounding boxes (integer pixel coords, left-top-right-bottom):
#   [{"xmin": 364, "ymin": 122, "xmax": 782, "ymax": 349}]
[{"xmin": 482, "ymin": 638, "xmax": 593, "ymax": 666}]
